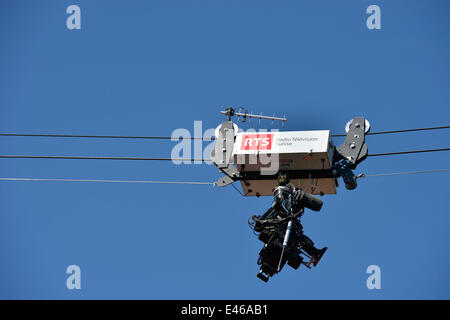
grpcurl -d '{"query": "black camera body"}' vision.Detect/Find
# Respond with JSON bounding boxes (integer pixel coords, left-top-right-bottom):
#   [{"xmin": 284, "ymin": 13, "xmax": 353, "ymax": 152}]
[
  {"xmin": 251, "ymin": 186, "xmax": 324, "ymax": 282},
  {"xmin": 256, "ymin": 219, "xmax": 305, "ymax": 282}
]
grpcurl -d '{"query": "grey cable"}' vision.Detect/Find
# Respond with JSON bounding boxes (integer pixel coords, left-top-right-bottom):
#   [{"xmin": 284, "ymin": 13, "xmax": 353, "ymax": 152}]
[
  {"xmin": 0, "ymin": 155, "xmax": 211, "ymax": 161},
  {"xmin": 231, "ymin": 182, "xmax": 245, "ymax": 197},
  {"xmin": 367, "ymin": 148, "xmax": 450, "ymax": 157},
  {"xmin": 331, "ymin": 125, "xmax": 450, "ymax": 137},
  {"xmin": 1, "ymin": 169, "xmax": 448, "ymax": 186},
  {"xmin": 0, "ymin": 147, "xmax": 448, "ymax": 161},
  {"xmin": 0, "ymin": 177, "xmax": 215, "ymax": 185},
  {"xmin": 357, "ymin": 169, "xmax": 450, "ymax": 178},
  {"xmin": 1, "ymin": 125, "xmax": 449, "ymax": 140},
  {"xmin": 0, "ymin": 133, "xmax": 212, "ymax": 140}
]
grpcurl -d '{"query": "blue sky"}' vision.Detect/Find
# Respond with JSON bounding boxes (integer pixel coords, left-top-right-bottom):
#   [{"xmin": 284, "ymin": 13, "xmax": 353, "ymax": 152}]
[{"xmin": 0, "ymin": 0, "xmax": 449, "ymax": 299}]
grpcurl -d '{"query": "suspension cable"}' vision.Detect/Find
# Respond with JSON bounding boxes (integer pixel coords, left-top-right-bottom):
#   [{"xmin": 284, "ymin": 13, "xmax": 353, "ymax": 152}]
[
  {"xmin": 367, "ymin": 148, "xmax": 450, "ymax": 157},
  {"xmin": 0, "ymin": 155, "xmax": 209, "ymax": 161},
  {"xmin": 0, "ymin": 177, "xmax": 215, "ymax": 185},
  {"xmin": 231, "ymin": 182, "xmax": 245, "ymax": 197},
  {"xmin": 0, "ymin": 147, "xmax": 448, "ymax": 161},
  {"xmin": 0, "ymin": 125, "xmax": 448, "ymax": 140},
  {"xmin": 0, "ymin": 133, "xmax": 212, "ymax": 140},
  {"xmin": 357, "ymin": 169, "xmax": 450, "ymax": 178},
  {"xmin": 332, "ymin": 125, "xmax": 450, "ymax": 137},
  {"xmin": 0, "ymin": 169, "xmax": 448, "ymax": 185}
]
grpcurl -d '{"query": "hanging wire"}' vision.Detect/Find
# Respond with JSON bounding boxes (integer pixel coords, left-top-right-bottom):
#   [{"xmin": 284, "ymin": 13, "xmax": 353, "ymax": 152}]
[
  {"xmin": 0, "ymin": 125, "xmax": 449, "ymax": 140},
  {"xmin": 0, "ymin": 155, "xmax": 211, "ymax": 161},
  {"xmin": 0, "ymin": 133, "xmax": 213, "ymax": 140},
  {"xmin": 357, "ymin": 169, "xmax": 450, "ymax": 178},
  {"xmin": 0, "ymin": 147, "xmax": 448, "ymax": 161},
  {"xmin": 0, "ymin": 169, "xmax": 448, "ymax": 192},
  {"xmin": 367, "ymin": 148, "xmax": 450, "ymax": 157},
  {"xmin": 231, "ymin": 182, "xmax": 245, "ymax": 197},
  {"xmin": 0, "ymin": 177, "xmax": 215, "ymax": 185},
  {"xmin": 331, "ymin": 125, "xmax": 450, "ymax": 137}
]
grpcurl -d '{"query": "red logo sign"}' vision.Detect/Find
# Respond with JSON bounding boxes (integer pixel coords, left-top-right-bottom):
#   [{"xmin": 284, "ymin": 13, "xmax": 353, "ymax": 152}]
[{"xmin": 241, "ymin": 133, "xmax": 273, "ymax": 150}]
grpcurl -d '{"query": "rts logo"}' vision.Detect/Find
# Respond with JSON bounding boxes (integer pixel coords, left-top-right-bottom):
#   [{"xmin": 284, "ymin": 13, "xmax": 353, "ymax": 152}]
[{"xmin": 241, "ymin": 133, "xmax": 273, "ymax": 150}]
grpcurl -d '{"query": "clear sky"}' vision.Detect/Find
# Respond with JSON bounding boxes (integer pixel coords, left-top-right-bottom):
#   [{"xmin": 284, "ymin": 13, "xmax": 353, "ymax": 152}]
[{"xmin": 0, "ymin": 0, "xmax": 449, "ymax": 299}]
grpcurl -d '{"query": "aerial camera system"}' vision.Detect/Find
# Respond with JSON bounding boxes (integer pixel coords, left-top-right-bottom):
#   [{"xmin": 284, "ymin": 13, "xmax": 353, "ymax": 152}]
[{"xmin": 211, "ymin": 107, "xmax": 370, "ymax": 282}]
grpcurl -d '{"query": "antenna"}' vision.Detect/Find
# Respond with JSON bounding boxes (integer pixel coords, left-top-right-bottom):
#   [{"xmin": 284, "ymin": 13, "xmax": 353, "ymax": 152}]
[
  {"xmin": 236, "ymin": 107, "xmax": 242, "ymax": 123},
  {"xmin": 220, "ymin": 107, "xmax": 287, "ymax": 123}
]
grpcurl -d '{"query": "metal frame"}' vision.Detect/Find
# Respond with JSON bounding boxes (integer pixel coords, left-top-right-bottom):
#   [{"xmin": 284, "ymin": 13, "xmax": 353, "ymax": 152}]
[{"xmin": 212, "ymin": 110, "xmax": 370, "ymax": 193}]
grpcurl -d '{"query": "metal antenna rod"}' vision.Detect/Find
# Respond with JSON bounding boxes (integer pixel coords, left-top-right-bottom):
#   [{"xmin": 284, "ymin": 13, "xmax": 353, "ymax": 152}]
[{"xmin": 220, "ymin": 109, "xmax": 287, "ymax": 123}]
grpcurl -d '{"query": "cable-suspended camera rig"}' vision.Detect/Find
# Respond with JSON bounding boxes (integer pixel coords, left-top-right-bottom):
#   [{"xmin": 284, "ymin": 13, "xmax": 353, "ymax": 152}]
[{"xmin": 211, "ymin": 107, "xmax": 370, "ymax": 281}]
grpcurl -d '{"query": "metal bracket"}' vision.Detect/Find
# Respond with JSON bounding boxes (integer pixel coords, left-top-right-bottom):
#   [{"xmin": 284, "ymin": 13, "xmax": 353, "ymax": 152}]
[
  {"xmin": 212, "ymin": 108, "xmax": 287, "ymax": 188},
  {"xmin": 332, "ymin": 117, "xmax": 370, "ymax": 190},
  {"xmin": 336, "ymin": 117, "xmax": 369, "ymax": 167},
  {"xmin": 212, "ymin": 120, "xmax": 240, "ymax": 187},
  {"xmin": 212, "ymin": 121, "xmax": 236, "ymax": 168},
  {"xmin": 215, "ymin": 165, "xmax": 241, "ymax": 187}
]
